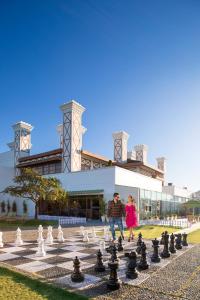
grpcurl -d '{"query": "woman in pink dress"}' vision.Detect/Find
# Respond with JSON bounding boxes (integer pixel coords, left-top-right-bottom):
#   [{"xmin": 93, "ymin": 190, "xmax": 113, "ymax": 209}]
[{"xmin": 125, "ymin": 195, "xmax": 138, "ymax": 242}]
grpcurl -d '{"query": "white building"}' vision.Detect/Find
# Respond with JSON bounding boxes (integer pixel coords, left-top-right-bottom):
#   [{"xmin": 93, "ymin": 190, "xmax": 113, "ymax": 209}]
[{"xmin": 0, "ymin": 100, "xmax": 192, "ymax": 219}]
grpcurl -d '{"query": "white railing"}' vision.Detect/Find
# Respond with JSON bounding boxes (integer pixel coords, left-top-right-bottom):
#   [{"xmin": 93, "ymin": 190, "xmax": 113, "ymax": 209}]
[
  {"xmin": 59, "ymin": 217, "xmax": 86, "ymax": 225},
  {"xmin": 38, "ymin": 215, "xmax": 87, "ymax": 225},
  {"xmin": 139, "ymin": 218, "xmax": 191, "ymax": 228}
]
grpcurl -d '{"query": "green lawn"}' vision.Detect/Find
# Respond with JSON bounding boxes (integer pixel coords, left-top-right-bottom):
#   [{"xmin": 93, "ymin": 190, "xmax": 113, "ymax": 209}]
[
  {"xmin": 120, "ymin": 225, "xmax": 181, "ymax": 239},
  {"xmin": 0, "ymin": 266, "xmax": 87, "ymax": 300},
  {"xmin": 0, "ymin": 219, "xmax": 58, "ymax": 229},
  {"xmin": 188, "ymin": 229, "xmax": 200, "ymax": 244}
]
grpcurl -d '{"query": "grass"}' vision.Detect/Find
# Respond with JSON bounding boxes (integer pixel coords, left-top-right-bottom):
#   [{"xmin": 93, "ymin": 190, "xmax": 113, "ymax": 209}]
[
  {"xmin": 0, "ymin": 266, "xmax": 88, "ymax": 300},
  {"xmin": 0, "ymin": 219, "xmax": 58, "ymax": 229},
  {"xmin": 188, "ymin": 229, "xmax": 200, "ymax": 244},
  {"xmin": 115, "ymin": 225, "xmax": 181, "ymax": 239}
]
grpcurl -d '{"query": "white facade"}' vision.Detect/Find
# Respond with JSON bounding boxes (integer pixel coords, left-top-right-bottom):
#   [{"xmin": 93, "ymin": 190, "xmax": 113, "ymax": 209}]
[{"xmin": 162, "ymin": 184, "xmax": 191, "ymax": 199}]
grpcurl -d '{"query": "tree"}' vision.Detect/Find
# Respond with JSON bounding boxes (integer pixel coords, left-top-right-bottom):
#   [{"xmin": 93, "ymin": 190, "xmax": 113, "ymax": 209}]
[
  {"xmin": 3, "ymin": 168, "xmax": 66, "ymax": 219},
  {"xmin": 182, "ymin": 199, "xmax": 200, "ymax": 217}
]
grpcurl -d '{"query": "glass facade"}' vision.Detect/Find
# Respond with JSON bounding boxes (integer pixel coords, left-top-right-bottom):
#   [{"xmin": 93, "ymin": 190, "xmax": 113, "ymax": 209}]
[{"xmin": 139, "ymin": 189, "xmax": 189, "ymax": 220}]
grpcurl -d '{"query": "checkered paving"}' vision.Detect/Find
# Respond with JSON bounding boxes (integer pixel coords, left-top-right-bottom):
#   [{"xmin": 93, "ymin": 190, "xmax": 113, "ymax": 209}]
[{"xmin": 0, "ymin": 232, "xmax": 193, "ymax": 291}]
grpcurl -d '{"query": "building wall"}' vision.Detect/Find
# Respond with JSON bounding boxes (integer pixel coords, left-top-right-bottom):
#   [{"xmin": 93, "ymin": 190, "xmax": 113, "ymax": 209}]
[
  {"xmin": 49, "ymin": 166, "xmax": 116, "ymax": 202},
  {"xmin": 163, "ymin": 185, "xmax": 191, "ymax": 198},
  {"xmin": 115, "ymin": 166, "xmax": 162, "ymax": 192}
]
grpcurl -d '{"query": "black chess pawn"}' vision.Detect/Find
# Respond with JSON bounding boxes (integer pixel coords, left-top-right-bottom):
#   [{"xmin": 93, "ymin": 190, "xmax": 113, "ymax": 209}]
[
  {"xmin": 137, "ymin": 242, "xmax": 149, "ymax": 270},
  {"xmin": 169, "ymin": 233, "xmax": 176, "ymax": 254},
  {"xmin": 126, "ymin": 251, "xmax": 138, "ymax": 279},
  {"xmin": 71, "ymin": 256, "xmax": 84, "ymax": 282},
  {"xmin": 136, "ymin": 232, "xmax": 142, "ymax": 254},
  {"xmin": 117, "ymin": 236, "xmax": 123, "ymax": 252},
  {"xmin": 111, "ymin": 244, "xmax": 118, "ymax": 262},
  {"xmin": 107, "ymin": 259, "xmax": 120, "ymax": 290},
  {"xmin": 160, "ymin": 231, "xmax": 170, "ymax": 258},
  {"xmin": 137, "ymin": 232, "xmax": 142, "ymax": 246},
  {"xmin": 182, "ymin": 233, "xmax": 188, "ymax": 246},
  {"xmin": 151, "ymin": 238, "xmax": 161, "ymax": 263},
  {"xmin": 160, "ymin": 232, "xmax": 165, "ymax": 245},
  {"xmin": 94, "ymin": 250, "xmax": 106, "ymax": 272},
  {"xmin": 175, "ymin": 233, "xmax": 182, "ymax": 250}
]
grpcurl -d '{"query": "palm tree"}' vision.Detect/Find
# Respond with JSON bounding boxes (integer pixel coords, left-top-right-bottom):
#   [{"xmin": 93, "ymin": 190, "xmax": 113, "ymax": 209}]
[{"xmin": 3, "ymin": 168, "xmax": 67, "ymax": 219}]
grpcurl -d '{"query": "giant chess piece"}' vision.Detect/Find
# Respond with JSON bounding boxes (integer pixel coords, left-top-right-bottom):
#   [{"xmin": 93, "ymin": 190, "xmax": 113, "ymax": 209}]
[
  {"xmin": 160, "ymin": 231, "xmax": 170, "ymax": 258},
  {"xmin": 36, "ymin": 240, "xmax": 46, "ymax": 257},
  {"xmin": 107, "ymin": 259, "xmax": 120, "ymax": 290},
  {"xmin": 80, "ymin": 226, "xmax": 85, "ymax": 237},
  {"xmin": 57, "ymin": 225, "xmax": 65, "ymax": 242},
  {"xmin": 136, "ymin": 232, "xmax": 142, "ymax": 254},
  {"xmin": 160, "ymin": 232, "xmax": 165, "ymax": 245},
  {"xmin": 92, "ymin": 227, "xmax": 97, "ymax": 239},
  {"xmin": 71, "ymin": 256, "xmax": 84, "ymax": 282},
  {"xmin": 0, "ymin": 232, "xmax": 3, "ymax": 248},
  {"xmin": 111, "ymin": 244, "xmax": 118, "ymax": 262},
  {"xmin": 137, "ymin": 242, "xmax": 149, "ymax": 270},
  {"xmin": 15, "ymin": 227, "xmax": 23, "ymax": 246},
  {"xmin": 37, "ymin": 225, "xmax": 44, "ymax": 243},
  {"xmin": 83, "ymin": 230, "xmax": 89, "ymax": 242},
  {"xmin": 45, "ymin": 226, "xmax": 54, "ymax": 245},
  {"xmin": 117, "ymin": 236, "xmax": 123, "ymax": 252},
  {"xmin": 94, "ymin": 250, "xmax": 106, "ymax": 272},
  {"xmin": 169, "ymin": 233, "xmax": 176, "ymax": 254},
  {"xmin": 182, "ymin": 233, "xmax": 188, "ymax": 247},
  {"xmin": 175, "ymin": 233, "xmax": 182, "ymax": 250},
  {"xmin": 100, "ymin": 241, "xmax": 106, "ymax": 255},
  {"xmin": 126, "ymin": 251, "xmax": 138, "ymax": 279},
  {"xmin": 104, "ymin": 227, "xmax": 111, "ymax": 242},
  {"xmin": 151, "ymin": 238, "xmax": 161, "ymax": 263}
]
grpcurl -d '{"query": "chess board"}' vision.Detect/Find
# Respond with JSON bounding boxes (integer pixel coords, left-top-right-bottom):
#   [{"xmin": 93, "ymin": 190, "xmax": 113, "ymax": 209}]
[{"xmin": 0, "ymin": 232, "xmax": 193, "ymax": 293}]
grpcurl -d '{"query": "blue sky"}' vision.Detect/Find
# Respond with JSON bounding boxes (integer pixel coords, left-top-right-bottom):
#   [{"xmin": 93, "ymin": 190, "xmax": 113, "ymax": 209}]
[{"xmin": 0, "ymin": 0, "xmax": 200, "ymax": 191}]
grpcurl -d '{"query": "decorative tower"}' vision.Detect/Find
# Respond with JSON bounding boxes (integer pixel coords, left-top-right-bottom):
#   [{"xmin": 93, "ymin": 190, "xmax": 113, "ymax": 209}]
[
  {"xmin": 112, "ymin": 131, "xmax": 129, "ymax": 163},
  {"xmin": 57, "ymin": 124, "xmax": 63, "ymax": 148},
  {"xmin": 60, "ymin": 100, "xmax": 86, "ymax": 173},
  {"xmin": 12, "ymin": 121, "xmax": 33, "ymax": 174},
  {"xmin": 134, "ymin": 144, "xmax": 148, "ymax": 163},
  {"xmin": 156, "ymin": 157, "xmax": 166, "ymax": 173}
]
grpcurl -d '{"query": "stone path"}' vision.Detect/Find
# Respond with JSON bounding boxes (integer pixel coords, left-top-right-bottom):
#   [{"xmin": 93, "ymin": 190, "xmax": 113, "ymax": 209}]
[
  {"xmin": 174, "ymin": 222, "xmax": 200, "ymax": 235},
  {"xmin": 95, "ymin": 244, "xmax": 200, "ymax": 300}
]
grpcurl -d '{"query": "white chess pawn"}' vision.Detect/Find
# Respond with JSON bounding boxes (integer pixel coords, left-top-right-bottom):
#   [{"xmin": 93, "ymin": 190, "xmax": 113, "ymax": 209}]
[
  {"xmin": 15, "ymin": 227, "xmax": 23, "ymax": 246},
  {"xmin": 103, "ymin": 226, "xmax": 109, "ymax": 239},
  {"xmin": 37, "ymin": 225, "xmax": 44, "ymax": 243},
  {"xmin": 104, "ymin": 228, "xmax": 111, "ymax": 242},
  {"xmin": 36, "ymin": 240, "xmax": 46, "ymax": 257},
  {"xmin": 0, "ymin": 232, "xmax": 3, "ymax": 248},
  {"xmin": 45, "ymin": 226, "xmax": 54, "ymax": 244},
  {"xmin": 99, "ymin": 240, "xmax": 106, "ymax": 254},
  {"xmin": 80, "ymin": 226, "xmax": 85, "ymax": 236},
  {"xmin": 57, "ymin": 225, "xmax": 65, "ymax": 242},
  {"xmin": 92, "ymin": 227, "xmax": 97, "ymax": 239},
  {"xmin": 83, "ymin": 230, "xmax": 89, "ymax": 242}
]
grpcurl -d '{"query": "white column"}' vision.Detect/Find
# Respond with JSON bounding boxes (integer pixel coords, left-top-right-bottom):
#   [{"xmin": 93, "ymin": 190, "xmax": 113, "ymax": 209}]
[
  {"xmin": 12, "ymin": 121, "xmax": 33, "ymax": 174},
  {"xmin": 156, "ymin": 157, "xmax": 166, "ymax": 173},
  {"xmin": 134, "ymin": 144, "xmax": 148, "ymax": 164},
  {"xmin": 60, "ymin": 100, "xmax": 86, "ymax": 173},
  {"xmin": 57, "ymin": 124, "xmax": 63, "ymax": 148},
  {"xmin": 112, "ymin": 131, "xmax": 129, "ymax": 163}
]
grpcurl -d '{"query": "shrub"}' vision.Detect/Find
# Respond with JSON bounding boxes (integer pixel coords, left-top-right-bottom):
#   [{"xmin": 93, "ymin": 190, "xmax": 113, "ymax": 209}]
[
  {"xmin": 23, "ymin": 201, "xmax": 28, "ymax": 214},
  {"xmin": 12, "ymin": 201, "xmax": 17, "ymax": 214},
  {"xmin": 1, "ymin": 201, "xmax": 6, "ymax": 213},
  {"xmin": 7, "ymin": 201, "xmax": 11, "ymax": 213}
]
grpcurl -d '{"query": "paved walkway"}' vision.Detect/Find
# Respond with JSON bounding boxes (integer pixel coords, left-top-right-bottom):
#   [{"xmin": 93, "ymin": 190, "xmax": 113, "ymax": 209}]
[
  {"xmin": 95, "ymin": 244, "xmax": 200, "ymax": 300},
  {"xmin": 174, "ymin": 221, "xmax": 200, "ymax": 235}
]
